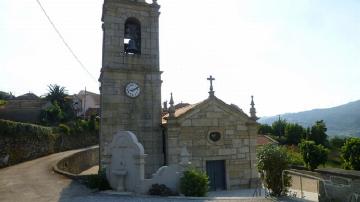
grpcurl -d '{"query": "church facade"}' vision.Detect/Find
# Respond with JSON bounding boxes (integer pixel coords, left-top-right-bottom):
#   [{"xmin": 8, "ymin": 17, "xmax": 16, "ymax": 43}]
[
  {"xmin": 99, "ymin": 0, "xmax": 259, "ymax": 190},
  {"xmin": 162, "ymin": 91, "xmax": 259, "ymax": 190}
]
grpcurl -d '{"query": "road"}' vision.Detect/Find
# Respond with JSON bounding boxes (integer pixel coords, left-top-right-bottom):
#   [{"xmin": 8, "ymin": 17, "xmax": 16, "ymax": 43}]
[
  {"xmin": 0, "ymin": 149, "xmax": 273, "ymax": 202},
  {"xmin": 0, "ymin": 149, "xmax": 92, "ymax": 202}
]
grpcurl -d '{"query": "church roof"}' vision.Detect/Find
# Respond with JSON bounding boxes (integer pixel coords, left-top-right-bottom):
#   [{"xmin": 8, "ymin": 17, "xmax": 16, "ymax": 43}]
[
  {"xmin": 162, "ymin": 96, "xmax": 256, "ymax": 125},
  {"xmin": 257, "ymin": 135, "xmax": 278, "ymax": 146},
  {"xmin": 162, "ymin": 102, "xmax": 202, "ymax": 124}
]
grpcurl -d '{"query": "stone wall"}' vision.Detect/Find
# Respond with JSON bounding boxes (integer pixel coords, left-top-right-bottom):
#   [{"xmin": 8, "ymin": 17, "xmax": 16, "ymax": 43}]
[
  {"xmin": 0, "ymin": 119, "xmax": 98, "ymax": 168},
  {"xmin": 0, "ymin": 100, "xmax": 48, "ymax": 123},
  {"xmin": 317, "ymin": 168, "xmax": 360, "ymax": 202},
  {"xmin": 166, "ymin": 99, "xmax": 259, "ymax": 189},
  {"xmin": 289, "ymin": 167, "xmax": 360, "ymax": 201},
  {"xmin": 54, "ymin": 146, "xmax": 99, "ymax": 178}
]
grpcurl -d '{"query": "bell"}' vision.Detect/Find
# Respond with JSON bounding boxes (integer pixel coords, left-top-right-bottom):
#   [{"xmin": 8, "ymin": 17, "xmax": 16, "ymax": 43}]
[{"xmin": 126, "ymin": 39, "xmax": 138, "ymax": 54}]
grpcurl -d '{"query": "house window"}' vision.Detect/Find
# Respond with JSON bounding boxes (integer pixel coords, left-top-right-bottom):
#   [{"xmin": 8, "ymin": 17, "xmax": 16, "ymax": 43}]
[{"xmin": 124, "ymin": 18, "xmax": 141, "ymax": 54}]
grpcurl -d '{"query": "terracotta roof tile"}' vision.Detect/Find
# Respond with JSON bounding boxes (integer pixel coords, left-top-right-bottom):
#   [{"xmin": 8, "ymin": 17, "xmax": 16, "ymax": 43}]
[
  {"xmin": 162, "ymin": 102, "xmax": 201, "ymax": 124},
  {"xmin": 257, "ymin": 135, "xmax": 278, "ymax": 146}
]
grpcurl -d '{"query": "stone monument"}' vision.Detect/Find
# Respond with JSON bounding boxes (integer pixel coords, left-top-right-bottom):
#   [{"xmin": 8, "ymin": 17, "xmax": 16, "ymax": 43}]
[
  {"xmin": 106, "ymin": 131, "xmax": 191, "ymax": 194},
  {"xmin": 106, "ymin": 131, "xmax": 145, "ymax": 192}
]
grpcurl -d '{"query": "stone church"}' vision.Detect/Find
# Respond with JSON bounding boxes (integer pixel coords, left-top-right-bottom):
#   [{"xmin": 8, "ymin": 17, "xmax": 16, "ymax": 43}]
[{"xmin": 99, "ymin": 0, "xmax": 259, "ymax": 190}]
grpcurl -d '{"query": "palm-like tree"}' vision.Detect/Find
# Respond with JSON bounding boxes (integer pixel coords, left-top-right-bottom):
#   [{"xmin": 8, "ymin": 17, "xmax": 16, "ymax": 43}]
[{"xmin": 45, "ymin": 84, "xmax": 68, "ymax": 106}]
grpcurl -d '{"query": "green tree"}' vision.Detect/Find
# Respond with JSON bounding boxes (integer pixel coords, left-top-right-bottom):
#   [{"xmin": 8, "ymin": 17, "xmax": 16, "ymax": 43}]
[
  {"xmin": 45, "ymin": 84, "xmax": 68, "ymax": 106},
  {"xmin": 284, "ymin": 123, "xmax": 305, "ymax": 145},
  {"xmin": 44, "ymin": 84, "xmax": 75, "ymax": 122},
  {"xmin": 341, "ymin": 137, "xmax": 360, "ymax": 170},
  {"xmin": 330, "ymin": 136, "xmax": 348, "ymax": 150},
  {"xmin": 308, "ymin": 120, "xmax": 328, "ymax": 146},
  {"xmin": 257, "ymin": 144, "xmax": 291, "ymax": 196},
  {"xmin": 39, "ymin": 101, "xmax": 64, "ymax": 124},
  {"xmin": 258, "ymin": 124, "xmax": 273, "ymax": 135},
  {"xmin": 299, "ymin": 140, "xmax": 329, "ymax": 171},
  {"xmin": 272, "ymin": 117, "xmax": 287, "ymax": 137}
]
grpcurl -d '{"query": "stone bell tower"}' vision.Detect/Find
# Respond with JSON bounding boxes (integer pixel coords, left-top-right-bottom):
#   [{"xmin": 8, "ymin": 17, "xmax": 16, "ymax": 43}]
[{"xmin": 99, "ymin": 0, "xmax": 162, "ymax": 176}]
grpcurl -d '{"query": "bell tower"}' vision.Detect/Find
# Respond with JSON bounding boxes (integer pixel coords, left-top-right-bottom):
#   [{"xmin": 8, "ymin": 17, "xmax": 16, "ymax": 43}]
[{"xmin": 99, "ymin": 0, "xmax": 162, "ymax": 176}]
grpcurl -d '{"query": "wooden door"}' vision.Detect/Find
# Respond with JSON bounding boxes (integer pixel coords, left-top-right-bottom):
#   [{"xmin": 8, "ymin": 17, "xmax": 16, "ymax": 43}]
[{"xmin": 206, "ymin": 160, "xmax": 226, "ymax": 191}]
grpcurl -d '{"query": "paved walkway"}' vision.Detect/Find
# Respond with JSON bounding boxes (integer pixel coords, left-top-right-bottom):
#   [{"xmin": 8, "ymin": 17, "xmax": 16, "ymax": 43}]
[
  {"xmin": 0, "ymin": 148, "xmax": 273, "ymax": 202},
  {"xmin": 0, "ymin": 149, "xmax": 92, "ymax": 202}
]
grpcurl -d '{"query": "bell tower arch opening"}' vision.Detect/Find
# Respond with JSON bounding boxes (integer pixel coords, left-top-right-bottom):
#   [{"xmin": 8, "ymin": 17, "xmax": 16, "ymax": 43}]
[{"xmin": 124, "ymin": 17, "xmax": 141, "ymax": 55}]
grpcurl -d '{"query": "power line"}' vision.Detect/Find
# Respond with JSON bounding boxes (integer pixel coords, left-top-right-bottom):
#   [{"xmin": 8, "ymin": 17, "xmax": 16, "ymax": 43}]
[{"xmin": 35, "ymin": 0, "xmax": 98, "ymax": 83}]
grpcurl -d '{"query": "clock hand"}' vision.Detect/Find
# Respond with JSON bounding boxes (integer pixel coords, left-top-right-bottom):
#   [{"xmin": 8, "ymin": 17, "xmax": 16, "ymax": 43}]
[{"xmin": 130, "ymin": 87, "xmax": 139, "ymax": 92}]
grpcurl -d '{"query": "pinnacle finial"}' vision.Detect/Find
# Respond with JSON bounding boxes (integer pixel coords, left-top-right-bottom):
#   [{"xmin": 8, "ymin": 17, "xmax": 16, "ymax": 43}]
[
  {"xmin": 250, "ymin": 95, "xmax": 258, "ymax": 120},
  {"xmin": 207, "ymin": 75, "xmax": 215, "ymax": 97},
  {"xmin": 251, "ymin": 95, "xmax": 255, "ymax": 107},
  {"xmin": 169, "ymin": 93, "xmax": 174, "ymax": 105},
  {"xmin": 169, "ymin": 93, "xmax": 175, "ymax": 118}
]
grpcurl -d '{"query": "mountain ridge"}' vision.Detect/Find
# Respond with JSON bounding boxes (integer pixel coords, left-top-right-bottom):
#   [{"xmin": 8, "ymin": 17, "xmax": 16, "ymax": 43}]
[{"xmin": 259, "ymin": 100, "xmax": 360, "ymax": 137}]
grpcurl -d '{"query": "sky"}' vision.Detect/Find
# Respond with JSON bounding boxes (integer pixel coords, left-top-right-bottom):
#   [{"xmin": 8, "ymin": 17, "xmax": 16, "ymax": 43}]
[{"xmin": 0, "ymin": 0, "xmax": 359, "ymax": 117}]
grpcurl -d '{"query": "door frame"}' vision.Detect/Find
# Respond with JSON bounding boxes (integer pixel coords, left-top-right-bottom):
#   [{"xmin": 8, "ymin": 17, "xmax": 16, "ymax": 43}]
[{"xmin": 203, "ymin": 157, "xmax": 230, "ymax": 190}]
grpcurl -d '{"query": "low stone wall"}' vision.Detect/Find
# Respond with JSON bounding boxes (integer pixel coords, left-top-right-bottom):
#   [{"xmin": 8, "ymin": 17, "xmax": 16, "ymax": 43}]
[
  {"xmin": 54, "ymin": 146, "xmax": 99, "ymax": 179},
  {"xmin": 317, "ymin": 168, "xmax": 360, "ymax": 202},
  {"xmin": 290, "ymin": 167, "xmax": 360, "ymax": 202},
  {"xmin": 0, "ymin": 119, "xmax": 99, "ymax": 168}
]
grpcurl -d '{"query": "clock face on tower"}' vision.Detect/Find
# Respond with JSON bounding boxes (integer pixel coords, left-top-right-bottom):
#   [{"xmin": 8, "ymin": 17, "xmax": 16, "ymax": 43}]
[{"xmin": 125, "ymin": 82, "xmax": 140, "ymax": 98}]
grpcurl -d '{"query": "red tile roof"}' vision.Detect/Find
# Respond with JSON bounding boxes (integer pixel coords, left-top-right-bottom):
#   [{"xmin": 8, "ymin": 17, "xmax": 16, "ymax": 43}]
[{"xmin": 257, "ymin": 135, "xmax": 278, "ymax": 146}]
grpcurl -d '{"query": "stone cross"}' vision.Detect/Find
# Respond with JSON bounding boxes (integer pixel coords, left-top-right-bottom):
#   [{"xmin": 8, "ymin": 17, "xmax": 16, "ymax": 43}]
[{"xmin": 207, "ymin": 75, "xmax": 215, "ymax": 97}]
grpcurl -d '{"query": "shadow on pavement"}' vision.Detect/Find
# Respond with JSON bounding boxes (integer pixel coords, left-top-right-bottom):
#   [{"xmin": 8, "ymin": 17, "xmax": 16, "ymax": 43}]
[{"xmin": 58, "ymin": 180, "xmax": 92, "ymax": 202}]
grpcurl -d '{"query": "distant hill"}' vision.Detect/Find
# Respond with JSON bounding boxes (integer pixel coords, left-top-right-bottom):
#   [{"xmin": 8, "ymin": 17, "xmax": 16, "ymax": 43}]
[{"xmin": 259, "ymin": 100, "xmax": 360, "ymax": 137}]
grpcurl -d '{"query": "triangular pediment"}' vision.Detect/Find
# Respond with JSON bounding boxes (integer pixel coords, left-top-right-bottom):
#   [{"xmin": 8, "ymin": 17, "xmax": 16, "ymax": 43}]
[{"xmin": 173, "ymin": 96, "xmax": 257, "ymax": 125}]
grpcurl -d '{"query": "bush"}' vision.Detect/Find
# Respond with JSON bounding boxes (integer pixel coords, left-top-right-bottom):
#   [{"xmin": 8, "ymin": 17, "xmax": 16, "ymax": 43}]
[
  {"xmin": 180, "ymin": 168, "xmax": 209, "ymax": 197},
  {"xmin": 257, "ymin": 144, "xmax": 291, "ymax": 196},
  {"xmin": 148, "ymin": 184, "xmax": 176, "ymax": 196},
  {"xmin": 0, "ymin": 119, "xmax": 55, "ymax": 166},
  {"xmin": 39, "ymin": 101, "xmax": 64, "ymax": 125},
  {"xmin": 84, "ymin": 168, "xmax": 111, "ymax": 190},
  {"xmin": 88, "ymin": 115, "xmax": 98, "ymax": 131},
  {"xmin": 283, "ymin": 145, "xmax": 304, "ymax": 166},
  {"xmin": 0, "ymin": 119, "xmax": 53, "ymax": 138},
  {"xmin": 58, "ymin": 124, "xmax": 70, "ymax": 135},
  {"xmin": 0, "ymin": 119, "xmax": 98, "ymax": 167},
  {"xmin": 299, "ymin": 140, "xmax": 329, "ymax": 171},
  {"xmin": 341, "ymin": 137, "xmax": 360, "ymax": 170}
]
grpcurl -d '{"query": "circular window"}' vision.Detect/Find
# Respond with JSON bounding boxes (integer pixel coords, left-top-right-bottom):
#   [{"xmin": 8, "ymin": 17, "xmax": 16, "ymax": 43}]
[{"xmin": 209, "ymin": 131, "xmax": 221, "ymax": 142}]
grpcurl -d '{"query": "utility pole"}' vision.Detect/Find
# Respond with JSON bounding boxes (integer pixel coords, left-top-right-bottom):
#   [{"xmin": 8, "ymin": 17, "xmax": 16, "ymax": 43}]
[{"xmin": 83, "ymin": 87, "xmax": 86, "ymax": 120}]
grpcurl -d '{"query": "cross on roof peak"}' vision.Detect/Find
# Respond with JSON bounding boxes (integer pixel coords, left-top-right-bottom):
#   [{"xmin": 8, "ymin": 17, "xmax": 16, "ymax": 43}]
[{"xmin": 207, "ymin": 75, "xmax": 215, "ymax": 97}]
